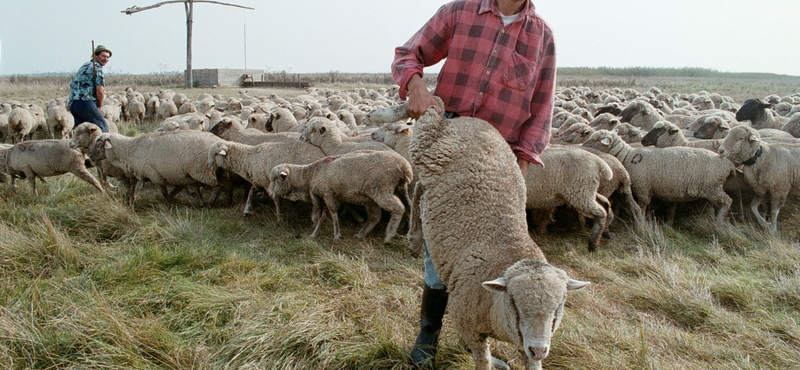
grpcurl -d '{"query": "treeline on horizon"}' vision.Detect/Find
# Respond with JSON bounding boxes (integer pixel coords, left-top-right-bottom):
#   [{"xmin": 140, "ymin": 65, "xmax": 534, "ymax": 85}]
[{"xmin": 1, "ymin": 67, "xmax": 797, "ymax": 87}]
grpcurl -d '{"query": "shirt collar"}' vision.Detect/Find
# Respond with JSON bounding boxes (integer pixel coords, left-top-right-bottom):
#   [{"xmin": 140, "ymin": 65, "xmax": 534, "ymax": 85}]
[{"xmin": 479, "ymin": 0, "xmax": 536, "ymax": 18}]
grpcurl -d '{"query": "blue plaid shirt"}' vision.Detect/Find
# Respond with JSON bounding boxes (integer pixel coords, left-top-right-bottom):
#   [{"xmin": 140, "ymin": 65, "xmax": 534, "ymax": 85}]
[{"xmin": 68, "ymin": 59, "xmax": 104, "ymax": 107}]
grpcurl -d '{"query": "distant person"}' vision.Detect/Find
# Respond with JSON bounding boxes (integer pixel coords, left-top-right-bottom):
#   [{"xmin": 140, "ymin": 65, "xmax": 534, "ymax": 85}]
[
  {"xmin": 68, "ymin": 44, "xmax": 112, "ymax": 132},
  {"xmin": 392, "ymin": 0, "xmax": 557, "ymax": 368}
]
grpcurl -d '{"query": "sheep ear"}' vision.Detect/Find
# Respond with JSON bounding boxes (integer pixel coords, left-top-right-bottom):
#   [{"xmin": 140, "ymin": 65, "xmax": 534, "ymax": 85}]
[
  {"xmin": 567, "ymin": 279, "xmax": 590, "ymax": 291},
  {"xmin": 279, "ymin": 170, "xmax": 288, "ymax": 178},
  {"xmin": 218, "ymin": 149, "xmax": 227, "ymax": 156},
  {"xmin": 600, "ymin": 137, "xmax": 611, "ymax": 146},
  {"xmin": 320, "ymin": 126, "xmax": 327, "ymax": 134},
  {"xmin": 748, "ymin": 134, "xmax": 760, "ymax": 143},
  {"xmin": 668, "ymin": 128, "xmax": 679, "ymax": 135},
  {"xmin": 103, "ymin": 140, "xmax": 113, "ymax": 149},
  {"xmin": 482, "ymin": 277, "xmax": 508, "ymax": 292}
]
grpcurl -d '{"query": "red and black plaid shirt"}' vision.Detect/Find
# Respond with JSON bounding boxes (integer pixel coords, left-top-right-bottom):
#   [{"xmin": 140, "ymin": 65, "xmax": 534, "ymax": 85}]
[{"xmin": 393, "ymin": 0, "xmax": 556, "ymax": 165}]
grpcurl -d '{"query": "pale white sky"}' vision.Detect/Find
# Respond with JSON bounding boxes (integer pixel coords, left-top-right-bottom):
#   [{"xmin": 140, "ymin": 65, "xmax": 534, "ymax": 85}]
[{"xmin": 0, "ymin": 0, "xmax": 798, "ymax": 76}]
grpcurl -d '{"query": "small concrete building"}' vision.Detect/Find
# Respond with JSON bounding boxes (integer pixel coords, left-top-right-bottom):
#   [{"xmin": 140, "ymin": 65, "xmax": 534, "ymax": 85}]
[{"xmin": 188, "ymin": 69, "xmax": 263, "ymax": 87}]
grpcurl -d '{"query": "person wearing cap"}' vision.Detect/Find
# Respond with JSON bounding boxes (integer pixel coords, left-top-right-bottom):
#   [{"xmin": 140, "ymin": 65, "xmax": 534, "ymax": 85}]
[
  {"xmin": 392, "ymin": 0, "xmax": 557, "ymax": 368},
  {"xmin": 68, "ymin": 44, "xmax": 113, "ymax": 132}
]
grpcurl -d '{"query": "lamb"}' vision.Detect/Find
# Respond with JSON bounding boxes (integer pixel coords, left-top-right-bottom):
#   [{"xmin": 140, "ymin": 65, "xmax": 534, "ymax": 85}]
[
  {"xmin": 582, "ymin": 129, "xmax": 735, "ymax": 224},
  {"xmin": 96, "ymin": 130, "xmax": 224, "ymax": 206},
  {"xmin": 268, "ymin": 150, "xmax": 413, "ymax": 242},
  {"xmin": 207, "ymin": 140, "xmax": 325, "ymax": 217},
  {"xmin": 641, "ymin": 121, "xmax": 721, "ymax": 151},
  {"xmin": 208, "ymin": 117, "xmax": 300, "ymax": 145},
  {"xmin": 0, "ymin": 139, "xmax": 104, "ymax": 195},
  {"xmin": 525, "ymin": 146, "xmax": 613, "ymax": 251},
  {"xmin": 718, "ymin": 125, "xmax": 800, "ymax": 233},
  {"xmin": 736, "ymin": 98, "xmax": 790, "ymax": 129},
  {"xmin": 408, "ymin": 108, "xmax": 589, "ymax": 370}
]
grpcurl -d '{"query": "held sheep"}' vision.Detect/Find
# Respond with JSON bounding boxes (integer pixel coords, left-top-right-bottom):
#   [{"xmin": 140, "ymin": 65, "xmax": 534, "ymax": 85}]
[
  {"xmin": 268, "ymin": 150, "xmax": 413, "ymax": 242},
  {"xmin": 718, "ymin": 125, "xmax": 800, "ymax": 233},
  {"xmin": 409, "ymin": 108, "xmax": 589, "ymax": 370},
  {"xmin": 582, "ymin": 129, "xmax": 735, "ymax": 224},
  {"xmin": 207, "ymin": 140, "xmax": 325, "ymax": 218},
  {"xmin": 0, "ymin": 139, "xmax": 104, "ymax": 195}
]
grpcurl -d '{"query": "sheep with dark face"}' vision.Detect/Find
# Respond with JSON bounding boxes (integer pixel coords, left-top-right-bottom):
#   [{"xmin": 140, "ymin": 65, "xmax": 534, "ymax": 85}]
[
  {"xmin": 735, "ymin": 98, "xmax": 790, "ymax": 129},
  {"xmin": 641, "ymin": 121, "xmax": 721, "ymax": 152},
  {"xmin": 619, "ymin": 100, "xmax": 663, "ymax": 130}
]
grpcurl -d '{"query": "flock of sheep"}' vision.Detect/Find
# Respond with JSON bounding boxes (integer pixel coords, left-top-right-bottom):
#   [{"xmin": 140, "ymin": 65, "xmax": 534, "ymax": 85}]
[{"xmin": 1, "ymin": 82, "xmax": 800, "ymax": 369}]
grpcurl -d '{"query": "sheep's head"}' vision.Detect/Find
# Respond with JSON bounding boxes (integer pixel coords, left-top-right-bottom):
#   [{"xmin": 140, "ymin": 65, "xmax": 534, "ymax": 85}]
[
  {"xmin": 735, "ymin": 98, "xmax": 772, "ymax": 122},
  {"xmin": 267, "ymin": 164, "xmax": 292, "ymax": 198},
  {"xmin": 718, "ymin": 125, "xmax": 761, "ymax": 165},
  {"xmin": 693, "ymin": 116, "xmax": 729, "ymax": 139},
  {"xmin": 208, "ymin": 118, "xmax": 234, "ymax": 137},
  {"xmin": 483, "ymin": 260, "xmax": 589, "ymax": 367},
  {"xmin": 208, "ymin": 142, "xmax": 230, "ymax": 168},
  {"xmin": 70, "ymin": 122, "xmax": 102, "ymax": 152},
  {"xmin": 640, "ymin": 121, "xmax": 678, "ymax": 147}
]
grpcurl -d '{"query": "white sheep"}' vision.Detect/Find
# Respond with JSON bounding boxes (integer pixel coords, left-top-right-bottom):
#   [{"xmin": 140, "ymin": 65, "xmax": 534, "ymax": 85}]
[
  {"xmin": 718, "ymin": 125, "xmax": 800, "ymax": 233},
  {"xmin": 127, "ymin": 100, "xmax": 146, "ymax": 127},
  {"xmin": 0, "ymin": 139, "xmax": 104, "ymax": 195},
  {"xmin": 207, "ymin": 140, "xmax": 325, "ymax": 218},
  {"xmin": 582, "ymin": 129, "xmax": 735, "ymax": 224},
  {"xmin": 96, "ymin": 130, "xmax": 224, "ymax": 206},
  {"xmin": 208, "ymin": 117, "xmax": 300, "ymax": 145},
  {"xmin": 268, "ymin": 150, "xmax": 413, "ymax": 242},
  {"xmin": 299, "ymin": 117, "xmax": 391, "ymax": 156},
  {"xmin": 641, "ymin": 121, "xmax": 721, "ymax": 151},
  {"xmin": 408, "ymin": 108, "xmax": 589, "ymax": 370},
  {"xmin": 46, "ymin": 100, "xmax": 75, "ymax": 139},
  {"xmin": 157, "ymin": 98, "xmax": 178, "ymax": 121},
  {"xmin": 525, "ymin": 146, "xmax": 613, "ymax": 252},
  {"xmin": 8, "ymin": 106, "xmax": 36, "ymax": 143}
]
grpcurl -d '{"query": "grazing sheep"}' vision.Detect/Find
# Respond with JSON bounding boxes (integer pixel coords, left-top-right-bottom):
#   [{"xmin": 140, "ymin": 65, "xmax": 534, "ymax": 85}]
[
  {"xmin": 736, "ymin": 98, "xmax": 790, "ymax": 129},
  {"xmin": 8, "ymin": 106, "xmax": 36, "ymax": 143},
  {"xmin": 127, "ymin": 100, "xmax": 146, "ymax": 127},
  {"xmin": 207, "ymin": 140, "xmax": 325, "ymax": 217},
  {"xmin": 97, "ymin": 130, "xmax": 224, "ymax": 206},
  {"xmin": 46, "ymin": 102, "xmax": 75, "ymax": 139},
  {"xmin": 718, "ymin": 125, "xmax": 800, "ymax": 233},
  {"xmin": 157, "ymin": 98, "xmax": 178, "ymax": 121},
  {"xmin": 268, "ymin": 150, "xmax": 413, "ymax": 242},
  {"xmin": 0, "ymin": 139, "xmax": 104, "ymax": 195},
  {"xmin": 525, "ymin": 146, "xmax": 613, "ymax": 251},
  {"xmin": 146, "ymin": 96, "xmax": 160, "ymax": 119},
  {"xmin": 582, "ymin": 129, "xmax": 735, "ymax": 224},
  {"xmin": 408, "ymin": 108, "xmax": 589, "ymax": 370}
]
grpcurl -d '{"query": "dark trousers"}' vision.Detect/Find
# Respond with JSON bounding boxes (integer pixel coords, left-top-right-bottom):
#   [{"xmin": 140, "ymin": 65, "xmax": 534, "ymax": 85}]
[{"xmin": 70, "ymin": 100, "xmax": 109, "ymax": 132}]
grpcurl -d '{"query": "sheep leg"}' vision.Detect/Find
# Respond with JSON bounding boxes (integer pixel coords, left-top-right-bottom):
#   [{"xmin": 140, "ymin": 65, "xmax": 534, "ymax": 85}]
[
  {"xmin": 768, "ymin": 194, "xmax": 786, "ymax": 234},
  {"xmin": 464, "ymin": 335, "xmax": 492, "ymax": 370},
  {"xmin": 585, "ymin": 196, "xmax": 609, "ymax": 252},
  {"xmin": 127, "ymin": 178, "xmax": 138, "ymax": 206},
  {"xmin": 749, "ymin": 194, "xmax": 771, "ymax": 230},
  {"xmin": 323, "ymin": 194, "xmax": 342, "ymax": 239},
  {"xmin": 272, "ymin": 195, "xmax": 283, "ymax": 223},
  {"xmin": 26, "ymin": 171, "xmax": 38, "ymax": 196},
  {"xmin": 310, "ymin": 194, "xmax": 325, "ymax": 238},
  {"xmin": 374, "ymin": 194, "xmax": 406, "ymax": 243},
  {"xmin": 71, "ymin": 167, "xmax": 105, "ymax": 194},
  {"xmin": 205, "ymin": 185, "xmax": 221, "ymax": 207},
  {"xmin": 243, "ymin": 186, "xmax": 257, "ymax": 216},
  {"xmin": 354, "ymin": 202, "xmax": 382, "ymax": 240}
]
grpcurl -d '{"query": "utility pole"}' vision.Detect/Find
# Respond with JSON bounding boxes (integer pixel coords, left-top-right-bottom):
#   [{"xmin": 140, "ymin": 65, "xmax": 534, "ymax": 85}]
[{"xmin": 122, "ymin": 0, "xmax": 254, "ymax": 88}]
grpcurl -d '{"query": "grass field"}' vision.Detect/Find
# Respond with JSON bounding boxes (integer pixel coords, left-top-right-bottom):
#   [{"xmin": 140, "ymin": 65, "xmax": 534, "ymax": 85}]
[{"xmin": 1, "ymin": 71, "xmax": 799, "ymax": 369}]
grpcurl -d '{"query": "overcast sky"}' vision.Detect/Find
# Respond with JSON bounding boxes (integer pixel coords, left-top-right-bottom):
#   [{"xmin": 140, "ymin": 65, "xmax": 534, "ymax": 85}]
[{"xmin": 1, "ymin": 0, "xmax": 798, "ymax": 77}]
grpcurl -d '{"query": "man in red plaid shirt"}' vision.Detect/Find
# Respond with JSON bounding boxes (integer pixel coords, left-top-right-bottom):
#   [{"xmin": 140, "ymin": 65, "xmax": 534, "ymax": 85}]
[{"xmin": 392, "ymin": 0, "xmax": 556, "ymax": 368}]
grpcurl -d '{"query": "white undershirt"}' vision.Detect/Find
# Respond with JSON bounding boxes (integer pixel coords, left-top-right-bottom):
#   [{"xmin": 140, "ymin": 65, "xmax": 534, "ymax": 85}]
[{"xmin": 501, "ymin": 13, "xmax": 520, "ymax": 26}]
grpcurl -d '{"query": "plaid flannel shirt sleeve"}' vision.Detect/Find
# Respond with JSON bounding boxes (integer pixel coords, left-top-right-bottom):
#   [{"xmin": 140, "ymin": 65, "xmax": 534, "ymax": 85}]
[
  {"xmin": 513, "ymin": 29, "xmax": 556, "ymax": 166},
  {"xmin": 392, "ymin": 4, "xmax": 453, "ymax": 99}
]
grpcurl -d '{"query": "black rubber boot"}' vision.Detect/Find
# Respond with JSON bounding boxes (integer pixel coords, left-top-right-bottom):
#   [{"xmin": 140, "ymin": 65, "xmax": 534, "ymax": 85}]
[{"xmin": 410, "ymin": 285, "xmax": 449, "ymax": 367}]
